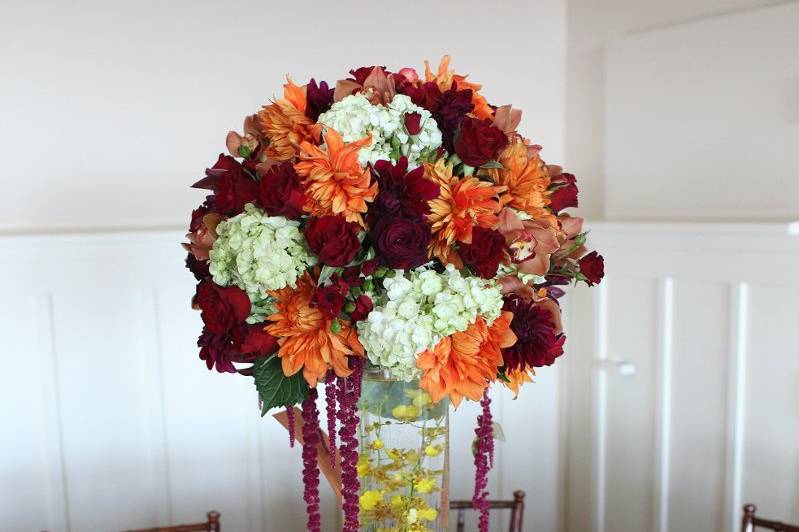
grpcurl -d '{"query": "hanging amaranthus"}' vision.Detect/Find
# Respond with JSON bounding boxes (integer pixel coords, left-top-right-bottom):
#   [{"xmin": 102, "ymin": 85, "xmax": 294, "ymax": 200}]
[
  {"xmin": 473, "ymin": 388, "xmax": 494, "ymax": 532},
  {"xmin": 301, "ymin": 388, "xmax": 321, "ymax": 532},
  {"xmin": 324, "ymin": 372, "xmax": 338, "ymax": 469},
  {"xmin": 338, "ymin": 357, "xmax": 364, "ymax": 532}
]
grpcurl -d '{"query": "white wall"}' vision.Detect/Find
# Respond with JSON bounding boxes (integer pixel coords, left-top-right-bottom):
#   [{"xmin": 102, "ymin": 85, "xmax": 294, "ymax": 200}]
[
  {"xmin": 564, "ymin": 0, "xmax": 791, "ymax": 220},
  {"xmin": 0, "ymin": 0, "xmax": 566, "ymax": 233},
  {"xmin": 561, "ymin": 222, "xmax": 799, "ymax": 532}
]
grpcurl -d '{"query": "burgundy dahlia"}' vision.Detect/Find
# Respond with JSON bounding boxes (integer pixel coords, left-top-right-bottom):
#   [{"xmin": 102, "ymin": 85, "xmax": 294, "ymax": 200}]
[
  {"xmin": 304, "ymin": 215, "xmax": 362, "ymax": 267},
  {"xmin": 305, "ymin": 78, "xmax": 334, "ymax": 121},
  {"xmin": 455, "ymin": 117, "xmax": 508, "ymax": 167},
  {"xmin": 371, "ymin": 216, "xmax": 431, "ymax": 270},
  {"xmin": 259, "ymin": 162, "xmax": 306, "ymax": 219},
  {"xmin": 502, "ymin": 296, "xmax": 566, "ymax": 370},
  {"xmin": 405, "ymin": 82, "xmax": 474, "ymax": 152},
  {"xmin": 370, "ymin": 156, "xmax": 440, "ymax": 221},
  {"xmin": 460, "ymin": 227, "xmax": 507, "ymax": 279}
]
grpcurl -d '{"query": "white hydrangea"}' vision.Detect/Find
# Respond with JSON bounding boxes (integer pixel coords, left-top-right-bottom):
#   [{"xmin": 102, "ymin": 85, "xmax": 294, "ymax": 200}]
[
  {"xmin": 209, "ymin": 204, "xmax": 316, "ymax": 303},
  {"xmin": 317, "ymin": 93, "xmax": 442, "ymax": 168},
  {"xmin": 357, "ymin": 264, "xmax": 504, "ymax": 381}
]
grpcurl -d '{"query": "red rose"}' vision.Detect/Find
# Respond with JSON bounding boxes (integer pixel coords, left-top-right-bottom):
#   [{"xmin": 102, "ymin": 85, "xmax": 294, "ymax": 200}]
[
  {"xmin": 549, "ymin": 173, "xmax": 579, "ymax": 214},
  {"xmin": 259, "ymin": 162, "xmax": 306, "ymax": 219},
  {"xmin": 239, "ymin": 324, "xmax": 279, "ymax": 358},
  {"xmin": 349, "ymin": 294, "xmax": 373, "ymax": 321},
  {"xmin": 579, "ymin": 251, "xmax": 604, "ymax": 286},
  {"xmin": 454, "ymin": 117, "xmax": 508, "ymax": 167},
  {"xmin": 404, "ymin": 112, "xmax": 422, "ymax": 135},
  {"xmin": 304, "ymin": 215, "xmax": 362, "ymax": 267},
  {"xmin": 195, "ymin": 281, "xmax": 251, "ymax": 335},
  {"xmin": 371, "ymin": 216, "xmax": 431, "ymax": 270},
  {"xmin": 203, "ymin": 154, "xmax": 259, "ymax": 216},
  {"xmin": 460, "ymin": 227, "xmax": 507, "ymax": 278},
  {"xmin": 312, "ymin": 276, "xmax": 349, "ymax": 319}
]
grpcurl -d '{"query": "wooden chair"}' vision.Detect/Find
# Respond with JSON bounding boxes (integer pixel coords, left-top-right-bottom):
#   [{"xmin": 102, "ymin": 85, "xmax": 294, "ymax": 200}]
[
  {"xmin": 450, "ymin": 490, "xmax": 525, "ymax": 532},
  {"xmin": 122, "ymin": 511, "xmax": 220, "ymax": 532},
  {"xmin": 742, "ymin": 504, "xmax": 799, "ymax": 532}
]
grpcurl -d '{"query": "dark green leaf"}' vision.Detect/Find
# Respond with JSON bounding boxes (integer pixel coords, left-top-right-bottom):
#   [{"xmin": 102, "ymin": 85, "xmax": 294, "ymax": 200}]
[
  {"xmin": 252, "ymin": 355, "xmax": 309, "ymax": 416},
  {"xmin": 479, "ymin": 160, "xmax": 504, "ymax": 169}
]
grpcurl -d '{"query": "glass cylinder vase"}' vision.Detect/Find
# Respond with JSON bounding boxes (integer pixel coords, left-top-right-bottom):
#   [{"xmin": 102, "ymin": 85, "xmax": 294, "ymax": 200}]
[{"xmin": 357, "ymin": 368, "xmax": 450, "ymax": 532}]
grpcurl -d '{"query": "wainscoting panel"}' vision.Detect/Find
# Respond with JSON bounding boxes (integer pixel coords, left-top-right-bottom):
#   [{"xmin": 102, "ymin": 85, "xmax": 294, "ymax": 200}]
[
  {"xmin": 562, "ymin": 222, "xmax": 799, "ymax": 532},
  {"xmin": 0, "ymin": 231, "xmax": 560, "ymax": 532}
]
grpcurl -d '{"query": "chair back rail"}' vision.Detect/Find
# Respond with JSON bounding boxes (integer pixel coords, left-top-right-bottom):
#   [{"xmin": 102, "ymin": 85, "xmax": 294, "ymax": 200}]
[
  {"xmin": 450, "ymin": 490, "xmax": 525, "ymax": 532},
  {"xmin": 742, "ymin": 504, "xmax": 799, "ymax": 532},
  {"xmin": 121, "ymin": 511, "xmax": 220, "ymax": 532}
]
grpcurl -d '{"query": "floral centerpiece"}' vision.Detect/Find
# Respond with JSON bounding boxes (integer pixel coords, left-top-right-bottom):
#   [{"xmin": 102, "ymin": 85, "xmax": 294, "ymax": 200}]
[{"xmin": 183, "ymin": 56, "xmax": 604, "ymax": 532}]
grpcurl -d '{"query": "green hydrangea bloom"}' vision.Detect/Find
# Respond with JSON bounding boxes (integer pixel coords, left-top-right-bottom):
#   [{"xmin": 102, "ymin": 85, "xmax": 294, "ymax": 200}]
[
  {"xmin": 209, "ymin": 204, "xmax": 316, "ymax": 303},
  {"xmin": 357, "ymin": 264, "xmax": 504, "ymax": 381}
]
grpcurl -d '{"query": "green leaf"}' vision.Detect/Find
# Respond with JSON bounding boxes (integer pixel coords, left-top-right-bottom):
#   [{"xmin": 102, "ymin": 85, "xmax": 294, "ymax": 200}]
[
  {"xmin": 479, "ymin": 160, "xmax": 504, "ymax": 169},
  {"xmin": 317, "ymin": 265, "xmax": 339, "ymax": 285},
  {"xmin": 252, "ymin": 355, "xmax": 309, "ymax": 416},
  {"xmin": 492, "ymin": 421, "xmax": 506, "ymax": 442}
]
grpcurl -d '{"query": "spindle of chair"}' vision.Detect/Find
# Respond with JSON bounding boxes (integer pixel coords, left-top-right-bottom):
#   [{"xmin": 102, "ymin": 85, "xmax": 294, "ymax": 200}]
[
  {"xmin": 741, "ymin": 504, "xmax": 799, "ymax": 532},
  {"xmin": 450, "ymin": 490, "xmax": 525, "ymax": 532}
]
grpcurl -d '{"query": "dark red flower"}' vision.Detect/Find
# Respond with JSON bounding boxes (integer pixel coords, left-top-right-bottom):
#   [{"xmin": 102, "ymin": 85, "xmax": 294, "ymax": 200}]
[
  {"xmin": 349, "ymin": 65, "xmax": 387, "ymax": 84},
  {"xmin": 189, "ymin": 205, "xmax": 211, "ymax": 232},
  {"xmin": 195, "ymin": 281, "xmax": 250, "ymax": 335},
  {"xmin": 312, "ymin": 276, "xmax": 349, "ymax": 319},
  {"xmin": 371, "ymin": 216, "xmax": 431, "ymax": 270},
  {"xmin": 185, "ymin": 252, "xmax": 210, "ymax": 281},
  {"xmin": 549, "ymin": 173, "xmax": 579, "ymax": 214},
  {"xmin": 501, "ymin": 296, "xmax": 566, "ymax": 370},
  {"xmin": 304, "ymin": 215, "xmax": 362, "ymax": 267},
  {"xmin": 193, "ymin": 154, "xmax": 259, "ymax": 216},
  {"xmin": 239, "ymin": 324, "xmax": 279, "ymax": 358},
  {"xmin": 259, "ymin": 162, "xmax": 306, "ymax": 219},
  {"xmin": 404, "ymin": 82, "xmax": 474, "ymax": 152},
  {"xmin": 306, "ymin": 78, "xmax": 334, "ymax": 121},
  {"xmin": 340, "ymin": 259, "xmax": 378, "ymax": 287},
  {"xmin": 579, "ymin": 251, "xmax": 604, "ymax": 286},
  {"xmin": 369, "ymin": 157, "xmax": 440, "ymax": 222},
  {"xmin": 455, "ymin": 117, "xmax": 508, "ymax": 167},
  {"xmin": 404, "ymin": 112, "xmax": 422, "ymax": 135},
  {"xmin": 349, "ymin": 294, "xmax": 373, "ymax": 321},
  {"xmin": 460, "ymin": 227, "xmax": 507, "ymax": 278},
  {"xmin": 198, "ymin": 330, "xmax": 237, "ymax": 373}
]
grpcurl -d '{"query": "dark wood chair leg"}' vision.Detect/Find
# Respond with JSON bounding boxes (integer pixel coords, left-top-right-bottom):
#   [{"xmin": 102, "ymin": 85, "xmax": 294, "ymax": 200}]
[
  {"xmin": 742, "ymin": 504, "xmax": 756, "ymax": 532},
  {"xmin": 509, "ymin": 490, "xmax": 526, "ymax": 532},
  {"xmin": 456, "ymin": 508, "xmax": 465, "ymax": 532},
  {"xmin": 207, "ymin": 511, "xmax": 220, "ymax": 532}
]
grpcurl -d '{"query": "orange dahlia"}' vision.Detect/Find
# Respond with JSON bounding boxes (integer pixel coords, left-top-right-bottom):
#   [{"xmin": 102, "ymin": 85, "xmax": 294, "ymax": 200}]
[
  {"xmin": 256, "ymin": 78, "xmax": 320, "ymax": 162},
  {"xmin": 294, "ymin": 128, "xmax": 377, "ymax": 227},
  {"xmin": 486, "ymin": 140, "xmax": 554, "ymax": 223},
  {"xmin": 424, "ymin": 55, "xmax": 493, "ymax": 120},
  {"xmin": 503, "ymin": 368, "xmax": 535, "ymax": 398},
  {"xmin": 425, "ymin": 159, "xmax": 505, "ymax": 266},
  {"xmin": 417, "ymin": 311, "xmax": 516, "ymax": 407},
  {"xmin": 265, "ymin": 272, "xmax": 364, "ymax": 387}
]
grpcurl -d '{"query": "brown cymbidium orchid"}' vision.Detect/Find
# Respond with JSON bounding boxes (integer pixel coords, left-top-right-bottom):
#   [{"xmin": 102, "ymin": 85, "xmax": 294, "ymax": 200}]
[
  {"xmin": 182, "ymin": 213, "xmax": 223, "ymax": 261},
  {"xmin": 333, "ymin": 66, "xmax": 396, "ymax": 105}
]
